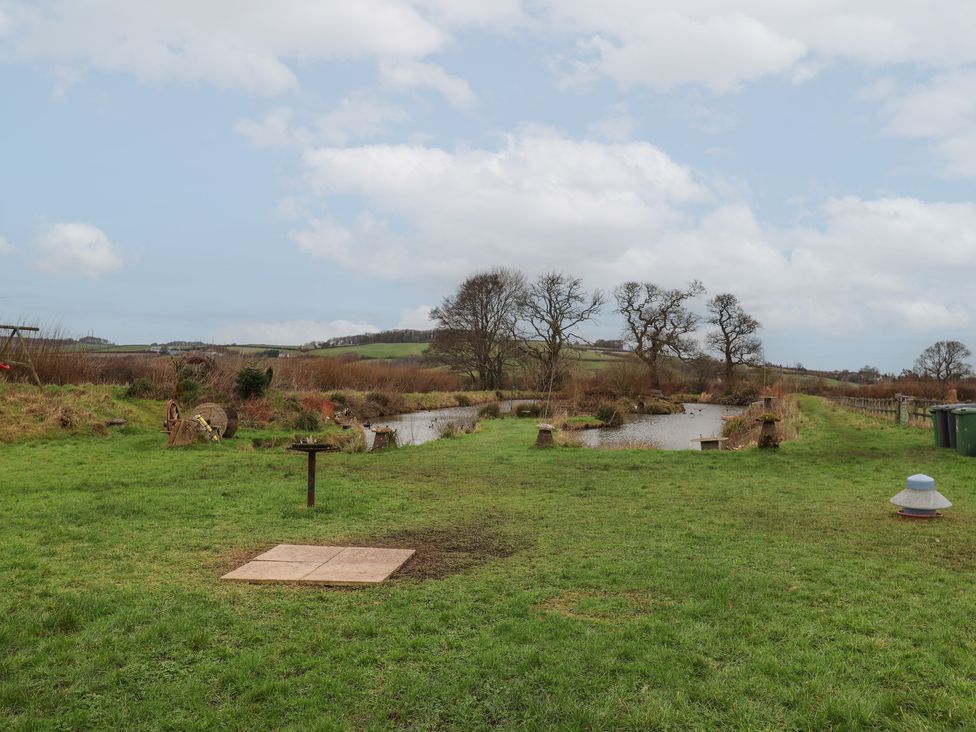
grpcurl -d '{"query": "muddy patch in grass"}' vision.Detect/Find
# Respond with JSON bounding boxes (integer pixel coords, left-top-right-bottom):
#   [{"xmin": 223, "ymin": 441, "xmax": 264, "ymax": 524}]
[{"xmin": 344, "ymin": 515, "xmax": 528, "ymax": 580}]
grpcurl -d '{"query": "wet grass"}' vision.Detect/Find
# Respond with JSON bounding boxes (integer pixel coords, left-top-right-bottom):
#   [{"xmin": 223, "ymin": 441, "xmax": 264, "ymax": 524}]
[{"xmin": 2, "ymin": 397, "xmax": 976, "ymax": 729}]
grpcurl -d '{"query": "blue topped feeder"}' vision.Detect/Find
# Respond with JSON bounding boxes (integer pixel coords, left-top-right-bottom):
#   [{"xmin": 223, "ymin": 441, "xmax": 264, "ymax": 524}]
[{"xmin": 890, "ymin": 474, "xmax": 951, "ymax": 518}]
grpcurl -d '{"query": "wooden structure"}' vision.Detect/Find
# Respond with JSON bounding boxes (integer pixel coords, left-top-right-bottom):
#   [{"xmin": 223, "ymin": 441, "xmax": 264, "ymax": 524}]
[
  {"xmin": 288, "ymin": 441, "xmax": 339, "ymax": 507},
  {"xmin": 0, "ymin": 324, "xmax": 41, "ymax": 386},
  {"xmin": 832, "ymin": 395, "xmax": 940, "ymax": 426},
  {"xmin": 535, "ymin": 423, "xmax": 555, "ymax": 448},
  {"xmin": 756, "ymin": 414, "xmax": 780, "ymax": 449},
  {"xmin": 692, "ymin": 436, "xmax": 728, "ymax": 451},
  {"xmin": 190, "ymin": 402, "xmax": 238, "ymax": 438},
  {"xmin": 370, "ymin": 427, "xmax": 397, "ymax": 451}
]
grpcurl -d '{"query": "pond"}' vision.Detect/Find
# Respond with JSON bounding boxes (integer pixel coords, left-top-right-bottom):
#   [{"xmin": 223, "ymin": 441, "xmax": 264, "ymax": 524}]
[
  {"xmin": 364, "ymin": 400, "xmax": 744, "ymax": 450},
  {"xmin": 364, "ymin": 399, "xmax": 537, "ymax": 449},
  {"xmin": 578, "ymin": 403, "xmax": 745, "ymax": 450}
]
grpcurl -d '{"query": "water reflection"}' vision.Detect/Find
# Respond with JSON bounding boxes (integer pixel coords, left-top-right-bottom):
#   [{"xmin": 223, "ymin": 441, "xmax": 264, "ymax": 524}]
[
  {"xmin": 364, "ymin": 399, "xmax": 536, "ymax": 448},
  {"xmin": 579, "ymin": 403, "xmax": 744, "ymax": 450},
  {"xmin": 364, "ymin": 400, "xmax": 743, "ymax": 450}
]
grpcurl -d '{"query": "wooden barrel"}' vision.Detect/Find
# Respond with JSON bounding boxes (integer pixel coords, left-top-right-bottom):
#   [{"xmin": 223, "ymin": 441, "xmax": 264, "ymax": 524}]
[
  {"xmin": 222, "ymin": 406, "xmax": 238, "ymax": 438},
  {"xmin": 191, "ymin": 403, "xmax": 239, "ymax": 438}
]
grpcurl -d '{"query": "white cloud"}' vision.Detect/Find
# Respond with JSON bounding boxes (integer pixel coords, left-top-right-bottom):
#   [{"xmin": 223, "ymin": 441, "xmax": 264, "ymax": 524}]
[
  {"xmin": 8, "ymin": 1, "xmax": 976, "ymax": 102},
  {"xmin": 295, "ymin": 126, "xmax": 709, "ymax": 278},
  {"xmin": 210, "ymin": 319, "xmax": 379, "ymax": 345},
  {"xmin": 282, "ymin": 125, "xmax": 976, "ymax": 335},
  {"xmin": 316, "ymin": 93, "xmax": 408, "ymax": 145},
  {"xmin": 542, "ymin": 1, "xmax": 976, "ymax": 91},
  {"xmin": 398, "ymin": 305, "xmax": 436, "ymax": 330},
  {"xmin": 235, "ymin": 108, "xmax": 302, "ymax": 149},
  {"xmin": 589, "ymin": 102, "xmax": 635, "ymax": 141},
  {"xmin": 48, "ymin": 64, "xmax": 84, "ymax": 101},
  {"xmin": 883, "ymin": 69, "xmax": 976, "ymax": 177},
  {"xmin": 33, "ymin": 223, "xmax": 124, "ymax": 277},
  {"xmin": 0, "ymin": 234, "xmax": 13, "ymax": 253},
  {"xmin": 416, "ymin": 0, "xmax": 526, "ymax": 28},
  {"xmin": 6, "ymin": 0, "xmax": 449, "ymax": 94},
  {"xmin": 379, "ymin": 60, "xmax": 475, "ymax": 108},
  {"xmin": 236, "ymin": 94, "xmax": 408, "ymax": 150},
  {"xmin": 570, "ymin": 13, "xmax": 806, "ymax": 93},
  {"xmin": 669, "ymin": 95, "xmax": 736, "ymax": 135}
]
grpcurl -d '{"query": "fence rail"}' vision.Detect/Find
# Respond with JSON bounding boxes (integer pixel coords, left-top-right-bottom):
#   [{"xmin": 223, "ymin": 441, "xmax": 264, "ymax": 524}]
[{"xmin": 831, "ymin": 396, "xmax": 940, "ymax": 425}]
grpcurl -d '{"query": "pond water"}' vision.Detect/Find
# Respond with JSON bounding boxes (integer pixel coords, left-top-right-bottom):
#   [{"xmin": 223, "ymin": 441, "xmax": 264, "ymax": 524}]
[
  {"xmin": 365, "ymin": 400, "xmax": 744, "ymax": 450},
  {"xmin": 578, "ymin": 403, "xmax": 745, "ymax": 450},
  {"xmin": 364, "ymin": 399, "xmax": 536, "ymax": 449}
]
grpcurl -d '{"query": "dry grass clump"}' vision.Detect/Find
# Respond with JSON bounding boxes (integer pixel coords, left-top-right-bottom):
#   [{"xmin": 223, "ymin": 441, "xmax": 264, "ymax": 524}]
[
  {"xmin": 0, "ymin": 385, "xmax": 155, "ymax": 442},
  {"xmin": 274, "ymin": 356, "xmax": 460, "ymax": 393},
  {"xmin": 555, "ymin": 431, "xmax": 584, "ymax": 447},
  {"xmin": 722, "ymin": 393, "xmax": 800, "ymax": 449}
]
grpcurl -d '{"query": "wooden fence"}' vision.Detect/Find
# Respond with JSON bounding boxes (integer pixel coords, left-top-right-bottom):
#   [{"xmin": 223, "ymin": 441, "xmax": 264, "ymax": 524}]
[{"xmin": 832, "ymin": 396, "xmax": 941, "ymax": 426}]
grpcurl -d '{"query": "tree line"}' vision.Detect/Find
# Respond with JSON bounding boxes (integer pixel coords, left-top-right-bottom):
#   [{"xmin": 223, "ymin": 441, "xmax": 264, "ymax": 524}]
[
  {"xmin": 307, "ymin": 329, "xmax": 437, "ymax": 349},
  {"xmin": 428, "ymin": 268, "xmax": 764, "ymax": 391}
]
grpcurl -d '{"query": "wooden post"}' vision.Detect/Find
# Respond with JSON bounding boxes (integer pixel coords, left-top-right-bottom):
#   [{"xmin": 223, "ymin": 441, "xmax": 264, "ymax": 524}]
[{"xmin": 307, "ymin": 451, "xmax": 316, "ymax": 508}]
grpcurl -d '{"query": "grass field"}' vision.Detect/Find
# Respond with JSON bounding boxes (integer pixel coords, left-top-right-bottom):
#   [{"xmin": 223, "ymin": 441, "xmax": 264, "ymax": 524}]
[
  {"xmin": 308, "ymin": 343, "xmax": 431, "ymax": 359},
  {"xmin": 2, "ymin": 398, "xmax": 975, "ymax": 729}
]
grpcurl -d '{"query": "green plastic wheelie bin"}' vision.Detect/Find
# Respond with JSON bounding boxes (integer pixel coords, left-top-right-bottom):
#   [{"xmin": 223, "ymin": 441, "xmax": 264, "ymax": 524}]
[
  {"xmin": 930, "ymin": 404, "xmax": 952, "ymax": 447},
  {"xmin": 953, "ymin": 406, "xmax": 976, "ymax": 457}
]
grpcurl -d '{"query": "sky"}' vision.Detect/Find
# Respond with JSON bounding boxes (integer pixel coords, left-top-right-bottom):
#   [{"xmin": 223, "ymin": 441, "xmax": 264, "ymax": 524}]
[{"xmin": 2, "ymin": 1, "xmax": 976, "ymax": 373}]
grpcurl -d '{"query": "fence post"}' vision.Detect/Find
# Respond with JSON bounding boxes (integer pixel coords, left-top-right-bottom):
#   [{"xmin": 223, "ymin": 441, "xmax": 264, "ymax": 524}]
[{"xmin": 899, "ymin": 395, "xmax": 911, "ymax": 425}]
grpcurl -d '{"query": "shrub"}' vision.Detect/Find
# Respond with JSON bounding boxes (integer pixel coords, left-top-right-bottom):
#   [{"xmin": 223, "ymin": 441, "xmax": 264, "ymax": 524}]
[
  {"xmin": 292, "ymin": 410, "xmax": 321, "ymax": 431},
  {"xmin": 595, "ymin": 403, "xmax": 625, "ymax": 427},
  {"xmin": 176, "ymin": 378, "xmax": 201, "ymax": 405},
  {"xmin": 237, "ymin": 397, "xmax": 276, "ymax": 428},
  {"xmin": 478, "ymin": 403, "xmax": 501, "ymax": 419},
  {"xmin": 365, "ymin": 391, "xmax": 406, "ymax": 415},
  {"xmin": 439, "ymin": 422, "xmax": 461, "ymax": 439},
  {"xmin": 366, "ymin": 391, "xmax": 392, "ymax": 407},
  {"xmin": 713, "ymin": 385, "xmax": 760, "ymax": 406},
  {"xmin": 455, "ymin": 393, "xmax": 471, "ymax": 407},
  {"xmin": 236, "ymin": 366, "xmax": 273, "ymax": 400},
  {"xmin": 124, "ymin": 378, "xmax": 155, "ymax": 399}
]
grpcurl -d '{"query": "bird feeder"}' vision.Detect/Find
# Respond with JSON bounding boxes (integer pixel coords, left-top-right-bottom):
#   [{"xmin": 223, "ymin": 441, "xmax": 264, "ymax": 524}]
[
  {"xmin": 756, "ymin": 413, "xmax": 780, "ymax": 449},
  {"xmin": 370, "ymin": 426, "xmax": 397, "ymax": 451},
  {"xmin": 288, "ymin": 439, "xmax": 339, "ymax": 507},
  {"xmin": 890, "ymin": 473, "xmax": 951, "ymax": 518},
  {"xmin": 535, "ymin": 423, "xmax": 555, "ymax": 448}
]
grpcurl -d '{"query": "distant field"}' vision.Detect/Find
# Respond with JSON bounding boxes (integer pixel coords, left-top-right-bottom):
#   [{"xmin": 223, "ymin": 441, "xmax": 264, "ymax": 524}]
[
  {"xmin": 308, "ymin": 343, "xmax": 431, "ymax": 359},
  {"xmin": 68, "ymin": 342, "xmax": 631, "ymax": 369},
  {"xmin": 767, "ymin": 367, "xmax": 850, "ymax": 388},
  {"xmin": 70, "ymin": 344, "xmax": 154, "ymax": 353}
]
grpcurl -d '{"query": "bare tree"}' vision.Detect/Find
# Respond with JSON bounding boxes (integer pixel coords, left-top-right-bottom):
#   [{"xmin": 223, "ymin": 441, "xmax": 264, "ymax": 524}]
[
  {"xmin": 516, "ymin": 272, "xmax": 604, "ymax": 391},
  {"xmin": 613, "ymin": 280, "xmax": 705, "ymax": 390},
  {"xmin": 914, "ymin": 340, "xmax": 972, "ymax": 397},
  {"xmin": 429, "ymin": 268, "xmax": 526, "ymax": 390},
  {"xmin": 704, "ymin": 293, "xmax": 763, "ymax": 385}
]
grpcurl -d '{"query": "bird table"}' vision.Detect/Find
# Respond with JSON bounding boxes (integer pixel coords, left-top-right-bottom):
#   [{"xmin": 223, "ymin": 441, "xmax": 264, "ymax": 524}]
[{"xmin": 288, "ymin": 442, "xmax": 339, "ymax": 507}]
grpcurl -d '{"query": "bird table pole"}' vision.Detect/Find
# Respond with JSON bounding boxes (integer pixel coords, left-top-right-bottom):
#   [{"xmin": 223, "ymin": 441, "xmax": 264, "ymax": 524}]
[{"xmin": 306, "ymin": 451, "xmax": 316, "ymax": 508}]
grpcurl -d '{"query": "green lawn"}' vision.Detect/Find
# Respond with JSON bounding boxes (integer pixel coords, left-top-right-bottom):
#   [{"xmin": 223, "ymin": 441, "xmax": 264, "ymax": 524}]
[{"xmin": 2, "ymin": 398, "xmax": 975, "ymax": 729}]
